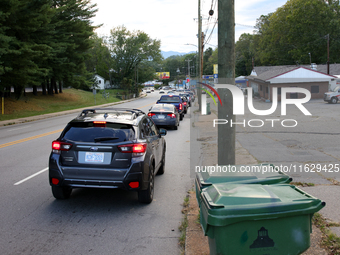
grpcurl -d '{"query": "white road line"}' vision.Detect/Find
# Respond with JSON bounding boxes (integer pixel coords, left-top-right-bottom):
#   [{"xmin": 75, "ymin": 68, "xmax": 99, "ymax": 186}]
[{"xmin": 14, "ymin": 167, "xmax": 48, "ymax": 186}]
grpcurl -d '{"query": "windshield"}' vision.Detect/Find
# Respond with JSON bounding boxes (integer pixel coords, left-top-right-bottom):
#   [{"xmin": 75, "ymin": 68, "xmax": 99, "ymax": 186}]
[{"xmin": 333, "ymin": 86, "xmax": 340, "ymax": 92}]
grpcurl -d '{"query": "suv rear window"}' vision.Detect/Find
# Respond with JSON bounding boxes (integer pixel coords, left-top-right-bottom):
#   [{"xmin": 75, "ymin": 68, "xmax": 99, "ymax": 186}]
[{"xmin": 62, "ymin": 122, "xmax": 135, "ymax": 143}]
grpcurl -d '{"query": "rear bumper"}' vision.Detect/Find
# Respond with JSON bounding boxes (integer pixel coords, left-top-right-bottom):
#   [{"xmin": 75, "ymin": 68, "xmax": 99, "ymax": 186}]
[
  {"xmin": 152, "ymin": 118, "xmax": 177, "ymax": 126},
  {"xmin": 49, "ymin": 154, "xmax": 149, "ymax": 190}
]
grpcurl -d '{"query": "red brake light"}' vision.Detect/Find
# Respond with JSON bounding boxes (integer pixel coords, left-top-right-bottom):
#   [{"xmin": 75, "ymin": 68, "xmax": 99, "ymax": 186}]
[
  {"xmin": 52, "ymin": 141, "xmax": 72, "ymax": 151},
  {"xmin": 179, "ymin": 103, "xmax": 183, "ymax": 110},
  {"xmin": 129, "ymin": 182, "xmax": 139, "ymax": 188},
  {"xmin": 167, "ymin": 113, "xmax": 176, "ymax": 118},
  {"xmin": 93, "ymin": 121, "xmax": 106, "ymax": 127},
  {"xmin": 148, "ymin": 113, "xmax": 156, "ymax": 117},
  {"xmin": 51, "ymin": 178, "xmax": 60, "ymax": 185},
  {"xmin": 183, "ymin": 102, "xmax": 187, "ymax": 105},
  {"xmin": 132, "ymin": 144, "xmax": 146, "ymax": 153},
  {"xmin": 118, "ymin": 143, "xmax": 147, "ymax": 156}
]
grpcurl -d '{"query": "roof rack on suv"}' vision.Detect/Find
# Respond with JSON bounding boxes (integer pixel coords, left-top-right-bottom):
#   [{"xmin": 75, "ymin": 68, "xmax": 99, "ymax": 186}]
[{"xmin": 79, "ymin": 108, "xmax": 145, "ymax": 119}]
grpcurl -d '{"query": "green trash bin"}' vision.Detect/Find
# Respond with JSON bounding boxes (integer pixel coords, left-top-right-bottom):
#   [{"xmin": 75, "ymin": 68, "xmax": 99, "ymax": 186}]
[
  {"xmin": 200, "ymin": 183, "xmax": 325, "ymax": 255},
  {"xmin": 195, "ymin": 164, "xmax": 292, "ymax": 206},
  {"xmin": 207, "ymin": 102, "xmax": 211, "ymax": 115}
]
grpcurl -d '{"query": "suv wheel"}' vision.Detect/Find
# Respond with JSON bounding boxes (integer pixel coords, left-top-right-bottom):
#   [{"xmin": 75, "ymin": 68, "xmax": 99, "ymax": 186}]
[
  {"xmin": 331, "ymin": 97, "xmax": 338, "ymax": 104},
  {"xmin": 138, "ymin": 165, "xmax": 154, "ymax": 203},
  {"xmin": 52, "ymin": 186, "xmax": 72, "ymax": 199},
  {"xmin": 157, "ymin": 149, "xmax": 166, "ymax": 175},
  {"xmin": 180, "ymin": 114, "xmax": 184, "ymax": 121}
]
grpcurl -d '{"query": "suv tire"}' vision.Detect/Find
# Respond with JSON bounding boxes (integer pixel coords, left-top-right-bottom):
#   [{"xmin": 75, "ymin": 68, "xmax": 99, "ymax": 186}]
[
  {"xmin": 331, "ymin": 97, "xmax": 338, "ymax": 104},
  {"xmin": 180, "ymin": 114, "xmax": 184, "ymax": 121},
  {"xmin": 52, "ymin": 186, "xmax": 72, "ymax": 199},
  {"xmin": 157, "ymin": 149, "xmax": 166, "ymax": 175},
  {"xmin": 138, "ymin": 165, "xmax": 154, "ymax": 203}
]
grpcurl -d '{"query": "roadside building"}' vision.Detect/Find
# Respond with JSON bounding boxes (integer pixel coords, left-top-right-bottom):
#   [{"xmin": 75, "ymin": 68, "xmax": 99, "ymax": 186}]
[
  {"xmin": 246, "ymin": 64, "xmax": 338, "ymax": 101},
  {"xmin": 94, "ymin": 74, "xmax": 105, "ymax": 90}
]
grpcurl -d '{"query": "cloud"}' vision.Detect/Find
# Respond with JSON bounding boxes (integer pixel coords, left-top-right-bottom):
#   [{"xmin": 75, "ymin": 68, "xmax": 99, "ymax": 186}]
[{"xmin": 91, "ymin": 0, "xmax": 288, "ymax": 53}]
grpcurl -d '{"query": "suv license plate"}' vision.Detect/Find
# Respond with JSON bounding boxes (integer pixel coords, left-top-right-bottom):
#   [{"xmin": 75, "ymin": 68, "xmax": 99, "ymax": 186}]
[{"xmin": 85, "ymin": 152, "xmax": 104, "ymax": 163}]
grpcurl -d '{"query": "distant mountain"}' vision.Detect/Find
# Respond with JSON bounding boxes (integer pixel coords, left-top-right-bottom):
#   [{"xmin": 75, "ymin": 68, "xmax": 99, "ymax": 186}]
[{"xmin": 161, "ymin": 51, "xmax": 195, "ymax": 59}]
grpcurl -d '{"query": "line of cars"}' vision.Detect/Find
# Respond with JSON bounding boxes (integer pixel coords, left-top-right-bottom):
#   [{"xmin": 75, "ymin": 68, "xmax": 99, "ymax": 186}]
[
  {"xmin": 48, "ymin": 89, "xmax": 195, "ymax": 204},
  {"xmin": 148, "ymin": 89, "xmax": 195, "ymax": 130}
]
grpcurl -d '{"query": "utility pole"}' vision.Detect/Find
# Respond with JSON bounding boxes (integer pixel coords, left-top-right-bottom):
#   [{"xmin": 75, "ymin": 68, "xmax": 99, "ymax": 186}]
[
  {"xmin": 186, "ymin": 59, "xmax": 192, "ymax": 78},
  {"xmin": 198, "ymin": 0, "xmax": 202, "ymax": 111},
  {"xmin": 217, "ymin": 0, "xmax": 235, "ymax": 165},
  {"xmin": 327, "ymin": 34, "xmax": 330, "ymax": 75},
  {"xmin": 186, "ymin": 59, "xmax": 192, "ymax": 89}
]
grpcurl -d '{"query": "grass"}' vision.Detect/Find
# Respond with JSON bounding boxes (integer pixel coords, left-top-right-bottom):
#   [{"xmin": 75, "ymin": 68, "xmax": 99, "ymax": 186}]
[
  {"xmin": 0, "ymin": 88, "xmax": 130, "ymax": 121},
  {"xmin": 179, "ymin": 194, "xmax": 190, "ymax": 253},
  {"xmin": 290, "ymin": 182, "xmax": 315, "ymax": 187},
  {"xmin": 313, "ymin": 213, "xmax": 340, "ymax": 254}
]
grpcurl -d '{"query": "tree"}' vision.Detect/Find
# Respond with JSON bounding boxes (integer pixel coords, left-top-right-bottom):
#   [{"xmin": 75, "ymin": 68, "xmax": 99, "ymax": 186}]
[
  {"xmin": 0, "ymin": 0, "xmax": 55, "ymax": 98},
  {"xmin": 85, "ymin": 35, "xmax": 112, "ymax": 82},
  {"xmin": 255, "ymin": 0, "xmax": 340, "ymax": 65},
  {"xmin": 49, "ymin": 0, "xmax": 98, "ymax": 92},
  {"xmin": 203, "ymin": 47, "xmax": 213, "ymax": 75},
  {"xmin": 235, "ymin": 34, "xmax": 255, "ymax": 76},
  {"xmin": 109, "ymin": 26, "xmax": 162, "ymax": 87}
]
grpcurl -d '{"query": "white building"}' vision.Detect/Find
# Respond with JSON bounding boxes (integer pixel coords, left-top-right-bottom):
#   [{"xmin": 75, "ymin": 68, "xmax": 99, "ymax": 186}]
[{"xmin": 94, "ymin": 74, "xmax": 105, "ymax": 90}]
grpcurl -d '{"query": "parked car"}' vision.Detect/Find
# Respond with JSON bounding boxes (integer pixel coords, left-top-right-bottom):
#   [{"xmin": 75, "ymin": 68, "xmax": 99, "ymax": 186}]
[
  {"xmin": 159, "ymin": 89, "xmax": 165, "ymax": 94},
  {"xmin": 324, "ymin": 85, "xmax": 340, "ymax": 104},
  {"xmin": 156, "ymin": 95, "xmax": 184, "ymax": 120},
  {"xmin": 148, "ymin": 104, "xmax": 180, "ymax": 130},
  {"xmin": 49, "ymin": 108, "xmax": 167, "ymax": 204}
]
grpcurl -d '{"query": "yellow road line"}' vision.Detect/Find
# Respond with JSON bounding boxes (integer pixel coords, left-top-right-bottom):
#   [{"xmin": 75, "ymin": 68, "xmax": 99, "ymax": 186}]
[
  {"xmin": 0, "ymin": 129, "xmax": 63, "ymax": 149},
  {"xmin": 136, "ymin": 102, "xmax": 156, "ymax": 109}
]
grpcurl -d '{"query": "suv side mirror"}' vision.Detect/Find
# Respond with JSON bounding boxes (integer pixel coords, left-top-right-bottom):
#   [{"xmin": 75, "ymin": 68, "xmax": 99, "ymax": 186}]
[{"xmin": 159, "ymin": 128, "xmax": 167, "ymax": 137}]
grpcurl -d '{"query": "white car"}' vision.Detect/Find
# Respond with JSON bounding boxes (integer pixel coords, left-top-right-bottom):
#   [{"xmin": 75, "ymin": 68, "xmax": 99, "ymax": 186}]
[
  {"xmin": 159, "ymin": 89, "xmax": 165, "ymax": 94},
  {"xmin": 324, "ymin": 85, "xmax": 340, "ymax": 104}
]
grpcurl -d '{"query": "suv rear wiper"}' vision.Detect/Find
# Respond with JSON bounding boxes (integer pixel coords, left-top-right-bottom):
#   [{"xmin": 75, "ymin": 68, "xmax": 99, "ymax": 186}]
[{"xmin": 94, "ymin": 137, "xmax": 120, "ymax": 142}]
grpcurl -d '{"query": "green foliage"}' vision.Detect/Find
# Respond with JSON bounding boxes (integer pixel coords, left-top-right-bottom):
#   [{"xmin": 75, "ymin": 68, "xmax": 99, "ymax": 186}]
[
  {"xmin": 108, "ymin": 25, "xmax": 162, "ymax": 88},
  {"xmin": 85, "ymin": 35, "xmax": 112, "ymax": 81},
  {"xmin": 0, "ymin": 0, "xmax": 98, "ymax": 98},
  {"xmin": 203, "ymin": 47, "xmax": 213, "ymax": 75},
  {"xmin": 235, "ymin": 0, "xmax": 340, "ymax": 74}
]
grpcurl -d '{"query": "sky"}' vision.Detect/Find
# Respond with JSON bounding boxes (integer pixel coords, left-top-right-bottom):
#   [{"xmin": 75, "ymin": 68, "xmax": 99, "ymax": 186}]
[{"xmin": 91, "ymin": 0, "xmax": 288, "ymax": 53}]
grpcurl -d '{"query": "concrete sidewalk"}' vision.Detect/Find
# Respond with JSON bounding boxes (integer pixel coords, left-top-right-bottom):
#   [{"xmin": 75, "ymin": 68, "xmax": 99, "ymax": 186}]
[{"xmin": 185, "ymin": 108, "xmax": 330, "ymax": 255}]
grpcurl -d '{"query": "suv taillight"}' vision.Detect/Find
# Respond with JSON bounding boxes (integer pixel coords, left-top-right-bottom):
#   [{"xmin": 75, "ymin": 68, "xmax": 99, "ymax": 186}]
[
  {"xmin": 183, "ymin": 102, "xmax": 187, "ymax": 106},
  {"xmin": 52, "ymin": 141, "xmax": 72, "ymax": 153},
  {"xmin": 148, "ymin": 113, "xmax": 155, "ymax": 117},
  {"xmin": 118, "ymin": 143, "xmax": 147, "ymax": 157},
  {"xmin": 167, "ymin": 113, "xmax": 176, "ymax": 118},
  {"xmin": 179, "ymin": 103, "xmax": 183, "ymax": 110}
]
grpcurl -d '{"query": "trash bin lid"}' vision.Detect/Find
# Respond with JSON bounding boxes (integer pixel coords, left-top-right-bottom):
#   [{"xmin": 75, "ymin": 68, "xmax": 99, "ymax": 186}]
[
  {"xmin": 201, "ymin": 184, "xmax": 325, "ymax": 227},
  {"xmin": 196, "ymin": 164, "xmax": 292, "ymax": 189}
]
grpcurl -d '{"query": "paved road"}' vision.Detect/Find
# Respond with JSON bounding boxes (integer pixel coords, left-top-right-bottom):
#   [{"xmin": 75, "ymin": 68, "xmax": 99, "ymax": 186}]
[{"xmin": 0, "ymin": 92, "xmax": 192, "ymax": 255}]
